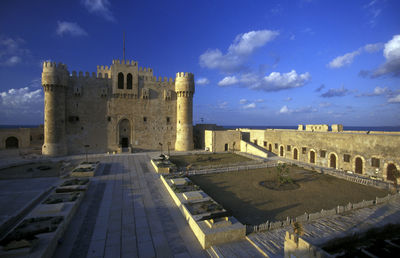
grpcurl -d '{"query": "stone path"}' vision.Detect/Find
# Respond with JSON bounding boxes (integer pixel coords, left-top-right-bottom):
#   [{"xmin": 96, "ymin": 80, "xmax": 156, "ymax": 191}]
[
  {"xmin": 0, "ymin": 177, "xmax": 58, "ymax": 226},
  {"xmin": 245, "ymin": 197, "xmax": 400, "ymax": 257},
  {"xmin": 53, "ymin": 153, "xmax": 207, "ymax": 258}
]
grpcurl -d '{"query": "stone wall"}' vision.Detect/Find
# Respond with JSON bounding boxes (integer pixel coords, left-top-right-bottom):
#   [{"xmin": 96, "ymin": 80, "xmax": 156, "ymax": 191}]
[
  {"xmin": 241, "ymin": 128, "xmax": 400, "ymax": 180},
  {"xmin": 204, "ymin": 130, "xmax": 241, "ymax": 152}
]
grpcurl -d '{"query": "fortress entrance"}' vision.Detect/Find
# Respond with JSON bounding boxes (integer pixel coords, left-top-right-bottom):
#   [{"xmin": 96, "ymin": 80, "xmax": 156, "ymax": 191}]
[
  {"xmin": 355, "ymin": 157, "xmax": 363, "ymax": 174},
  {"xmin": 386, "ymin": 163, "xmax": 398, "ymax": 182},
  {"xmin": 309, "ymin": 151, "xmax": 315, "ymax": 164},
  {"xmin": 5, "ymin": 136, "xmax": 18, "ymax": 149},
  {"xmin": 330, "ymin": 154, "xmax": 336, "ymax": 168},
  {"xmin": 269, "ymin": 144, "xmax": 272, "ymax": 152},
  {"xmin": 224, "ymin": 143, "xmax": 228, "ymax": 151},
  {"xmin": 293, "ymin": 148, "xmax": 298, "ymax": 160},
  {"xmin": 280, "ymin": 146, "xmax": 284, "ymax": 157},
  {"xmin": 118, "ymin": 119, "xmax": 131, "ymax": 148}
]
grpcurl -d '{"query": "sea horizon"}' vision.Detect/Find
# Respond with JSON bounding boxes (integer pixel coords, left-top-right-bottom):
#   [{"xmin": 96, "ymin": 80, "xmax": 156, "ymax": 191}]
[{"xmin": 1, "ymin": 124, "xmax": 400, "ymax": 132}]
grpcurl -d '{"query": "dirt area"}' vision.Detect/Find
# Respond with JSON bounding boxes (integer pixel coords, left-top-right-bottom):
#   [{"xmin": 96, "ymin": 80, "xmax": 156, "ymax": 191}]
[
  {"xmin": 169, "ymin": 153, "xmax": 252, "ymax": 169},
  {"xmin": 0, "ymin": 160, "xmax": 79, "ymax": 180},
  {"xmin": 189, "ymin": 166, "xmax": 390, "ymax": 225}
]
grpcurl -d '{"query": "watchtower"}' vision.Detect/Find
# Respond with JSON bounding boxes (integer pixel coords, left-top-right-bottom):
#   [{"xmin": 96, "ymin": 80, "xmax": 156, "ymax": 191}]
[
  {"xmin": 41, "ymin": 62, "xmax": 69, "ymax": 156},
  {"xmin": 175, "ymin": 72, "xmax": 195, "ymax": 151}
]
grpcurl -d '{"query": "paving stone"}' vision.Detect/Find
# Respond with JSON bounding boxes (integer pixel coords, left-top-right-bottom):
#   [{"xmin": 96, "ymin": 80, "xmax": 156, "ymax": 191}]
[{"xmin": 138, "ymin": 240, "xmax": 156, "ymax": 258}]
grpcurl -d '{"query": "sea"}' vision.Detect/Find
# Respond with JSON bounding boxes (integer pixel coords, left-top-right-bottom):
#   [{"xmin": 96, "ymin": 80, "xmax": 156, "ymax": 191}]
[
  {"xmin": 222, "ymin": 125, "xmax": 400, "ymax": 132},
  {"xmin": 1, "ymin": 124, "xmax": 400, "ymax": 132}
]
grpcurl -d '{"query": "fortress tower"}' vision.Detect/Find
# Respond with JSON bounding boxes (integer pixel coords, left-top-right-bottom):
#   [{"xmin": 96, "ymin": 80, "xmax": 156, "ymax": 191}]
[
  {"xmin": 41, "ymin": 62, "xmax": 68, "ymax": 156},
  {"xmin": 175, "ymin": 72, "xmax": 195, "ymax": 151}
]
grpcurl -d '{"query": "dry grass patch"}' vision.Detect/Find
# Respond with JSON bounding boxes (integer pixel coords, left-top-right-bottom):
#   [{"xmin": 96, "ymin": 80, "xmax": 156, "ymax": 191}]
[
  {"xmin": 189, "ymin": 166, "xmax": 389, "ymax": 225},
  {"xmin": 169, "ymin": 153, "xmax": 252, "ymax": 169}
]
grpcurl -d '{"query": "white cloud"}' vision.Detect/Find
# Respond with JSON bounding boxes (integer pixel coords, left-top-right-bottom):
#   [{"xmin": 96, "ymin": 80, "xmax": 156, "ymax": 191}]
[
  {"xmin": 218, "ymin": 101, "xmax": 229, "ymax": 109},
  {"xmin": 388, "ymin": 94, "xmax": 400, "ymax": 103},
  {"xmin": 0, "ymin": 36, "xmax": 30, "ymax": 66},
  {"xmin": 371, "ymin": 34, "xmax": 400, "ymax": 77},
  {"xmin": 328, "ymin": 42, "xmax": 383, "ymax": 69},
  {"xmin": 56, "ymin": 21, "xmax": 88, "ymax": 37},
  {"xmin": 319, "ymin": 102, "xmax": 332, "ymax": 107},
  {"xmin": 82, "ymin": 0, "xmax": 115, "ymax": 21},
  {"xmin": 279, "ymin": 105, "xmax": 316, "ymax": 114},
  {"xmin": 243, "ymin": 103, "xmax": 256, "ymax": 109},
  {"xmin": 218, "ymin": 70, "xmax": 310, "ymax": 91},
  {"xmin": 199, "ymin": 30, "xmax": 279, "ymax": 73},
  {"xmin": 364, "ymin": 43, "xmax": 383, "ymax": 53},
  {"xmin": 279, "ymin": 105, "xmax": 290, "ymax": 114},
  {"xmin": 358, "ymin": 86, "xmax": 389, "ymax": 97},
  {"xmin": 328, "ymin": 50, "xmax": 361, "ymax": 68},
  {"xmin": 261, "ymin": 70, "xmax": 311, "ymax": 90},
  {"xmin": 0, "ymin": 86, "xmax": 44, "ymax": 123},
  {"xmin": 196, "ymin": 77, "xmax": 210, "ymax": 85},
  {"xmin": 285, "ymin": 97, "xmax": 292, "ymax": 101},
  {"xmin": 218, "ymin": 76, "xmax": 239, "ymax": 86},
  {"xmin": 239, "ymin": 99, "xmax": 248, "ymax": 104},
  {"xmin": 320, "ymin": 86, "xmax": 349, "ymax": 98},
  {"xmin": 255, "ymin": 99, "xmax": 264, "ymax": 103}
]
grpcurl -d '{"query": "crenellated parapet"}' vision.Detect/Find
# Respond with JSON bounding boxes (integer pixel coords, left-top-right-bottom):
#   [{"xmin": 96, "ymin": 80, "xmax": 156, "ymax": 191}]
[
  {"xmin": 175, "ymin": 72, "xmax": 195, "ymax": 96},
  {"xmin": 70, "ymin": 70, "xmax": 109, "ymax": 79},
  {"xmin": 97, "ymin": 65, "xmax": 112, "ymax": 78},
  {"xmin": 42, "ymin": 61, "xmax": 69, "ymax": 87},
  {"xmin": 112, "ymin": 59, "xmax": 138, "ymax": 66}
]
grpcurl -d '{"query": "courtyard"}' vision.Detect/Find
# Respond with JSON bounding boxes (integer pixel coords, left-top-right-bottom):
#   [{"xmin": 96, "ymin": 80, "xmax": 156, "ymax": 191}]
[
  {"xmin": 189, "ymin": 166, "xmax": 390, "ymax": 225},
  {"xmin": 169, "ymin": 153, "xmax": 253, "ymax": 169}
]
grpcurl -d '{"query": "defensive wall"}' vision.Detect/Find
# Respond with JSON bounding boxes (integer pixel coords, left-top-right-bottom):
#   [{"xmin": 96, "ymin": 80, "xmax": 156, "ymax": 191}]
[
  {"xmin": 203, "ymin": 124, "xmax": 400, "ymax": 182},
  {"xmin": 0, "ymin": 126, "xmax": 43, "ymax": 150}
]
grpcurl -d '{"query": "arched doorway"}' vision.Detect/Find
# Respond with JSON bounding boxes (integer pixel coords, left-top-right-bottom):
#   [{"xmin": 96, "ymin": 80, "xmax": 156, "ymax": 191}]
[
  {"xmin": 224, "ymin": 143, "xmax": 228, "ymax": 151},
  {"xmin": 118, "ymin": 119, "xmax": 131, "ymax": 148},
  {"xmin": 5, "ymin": 136, "xmax": 18, "ymax": 149},
  {"xmin": 387, "ymin": 163, "xmax": 398, "ymax": 182},
  {"xmin": 269, "ymin": 144, "xmax": 272, "ymax": 152},
  {"xmin": 280, "ymin": 146, "xmax": 284, "ymax": 157},
  {"xmin": 330, "ymin": 154, "xmax": 336, "ymax": 168},
  {"xmin": 355, "ymin": 157, "xmax": 363, "ymax": 174},
  {"xmin": 293, "ymin": 148, "xmax": 298, "ymax": 160},
  {"xmin": 309, "ymin": 150, "xmax": 315, "ymax": 164}
]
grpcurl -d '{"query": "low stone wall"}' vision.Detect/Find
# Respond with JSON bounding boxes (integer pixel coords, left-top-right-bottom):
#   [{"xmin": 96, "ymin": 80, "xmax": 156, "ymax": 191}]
[
  {"xmin": 284, "ymin": 231, "xmax": 332, "ymax": 258},
  {"xmin": 247, "ymin": 192, "xmax": 400, "ymax": 234},
  {"xmin": 240, "ymin": 140, "xmax": 268, "ymax": 159},
  {"xmin": 160, "ymin": 175, "xmax": 246, "ymax": 248}
]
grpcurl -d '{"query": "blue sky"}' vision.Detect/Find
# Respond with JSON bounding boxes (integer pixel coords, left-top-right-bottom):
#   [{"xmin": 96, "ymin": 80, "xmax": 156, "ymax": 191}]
[{"xmin": 0, "ymin": 0, "xmax": 399, "ymax": 126}]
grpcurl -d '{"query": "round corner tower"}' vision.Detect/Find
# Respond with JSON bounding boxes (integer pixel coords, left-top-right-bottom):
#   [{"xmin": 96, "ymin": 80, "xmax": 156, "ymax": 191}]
[
  {"xmin": 175, "ymin": 72, "xmax": 195, "ymax": 151},
  {"xmin": 42, "ymin": 62, "xmax": 69, "ymax": 156}
]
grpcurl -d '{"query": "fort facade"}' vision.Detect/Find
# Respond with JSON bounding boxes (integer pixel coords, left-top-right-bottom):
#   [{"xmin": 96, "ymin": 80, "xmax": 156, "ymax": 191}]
[
  {"xmin": 203, "ymin": 124, "xmax": 400, "ymax": 183},
  {"xmin": 41, "ymin": 59, "xmax": 194, "ymax": 156}
]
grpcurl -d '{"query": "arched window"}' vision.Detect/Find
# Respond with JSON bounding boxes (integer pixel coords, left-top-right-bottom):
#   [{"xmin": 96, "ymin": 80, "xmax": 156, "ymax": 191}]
[
  {"xmin": 118, "ymin": 72, "xmax": 124, "ymax": 89},
  {"xmin": 127, "ymin": 73, "xmax": 132, "ymax": 89},
  {"xmin": 5, "ymin": 136, "xmax": 18, "ymax": 149}
]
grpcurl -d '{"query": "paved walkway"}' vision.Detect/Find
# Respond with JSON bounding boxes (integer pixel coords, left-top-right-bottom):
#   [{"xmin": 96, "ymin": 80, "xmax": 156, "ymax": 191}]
[
  {"xmin": 53, "ymin": 153, "xmax": 207, "ymax": 258},
  {"xmin": 243, "ymin": 197, "xmax": 400, "ymax": 257},
  {"xmin": 0, "ymin": 177, "xmax": 58, "ymax": 226}
]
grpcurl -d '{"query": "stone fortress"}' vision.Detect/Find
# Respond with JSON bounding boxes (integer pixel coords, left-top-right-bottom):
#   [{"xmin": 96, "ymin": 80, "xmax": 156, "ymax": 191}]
[
  {"xmin": 203, "ymin": 124, "xmax": 400, "ymax": 183},
  {"xmin": 0, "ymin": 58, "xmax": 399, "ymax": 184},
  {"xmin": 40, "ymin": 59, "xmax": 194, "ymax": 156}
]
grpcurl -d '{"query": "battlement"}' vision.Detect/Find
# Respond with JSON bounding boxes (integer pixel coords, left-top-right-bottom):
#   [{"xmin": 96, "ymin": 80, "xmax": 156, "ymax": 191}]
[
  {"xmin": 112, "ymin": 59, "xmax": 138, "ymax": 66},
  {"xmin": 43, "ymin": 61, "xmax": 67, "ymax": 70},
  {"xmin": 70, "ymin": 71, "xmax": 109, "ymax": 79},
  {"xmin": 138, "ymin": 67, "xmax": 153, "ymax": 73},
  {"xmin": 176, "ymin": 72, "xmax": 194, "ymax": 79}
]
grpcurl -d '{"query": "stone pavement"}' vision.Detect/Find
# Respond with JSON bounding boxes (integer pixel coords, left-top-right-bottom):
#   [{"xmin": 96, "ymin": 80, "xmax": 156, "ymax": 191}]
[
  {"xmin": 244, "ymin": 197, "xmax": 400, "ymax": 257},
  {"xmin": 53, "ymin": 153, "xmax": 208, "ymax": 258},
  {"xmin": 0, "ymin": 177, "xmax": 58, "ymax": 227}
]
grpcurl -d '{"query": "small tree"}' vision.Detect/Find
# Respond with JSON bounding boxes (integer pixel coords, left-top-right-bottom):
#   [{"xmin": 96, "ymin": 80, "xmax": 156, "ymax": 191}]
[
  {"xmin": 292, "ymin": 221, "xmax": 304, "ymax": 237},
  {"xmin": 275, "ymin": 163, "xmax": 293, "ymax": 187}
]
